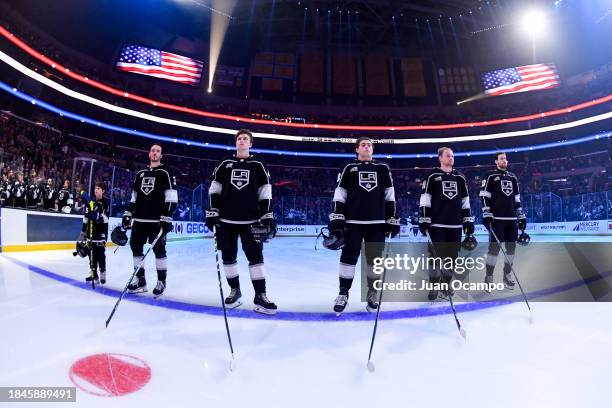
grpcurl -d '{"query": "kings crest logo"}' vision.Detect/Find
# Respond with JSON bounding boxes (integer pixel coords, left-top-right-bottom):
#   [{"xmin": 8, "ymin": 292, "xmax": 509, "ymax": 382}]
[
  {"xmin": 141, "ymin": 177, "xmax": 155, "ymax": 195},
  {"xmin": 442, "ymin": 181, "xmax": 458, "ymax": 199},
  {"xmin": 501, "ymin": 180, "xmax": 513, "ymax": 196},
  {"xmin": 358, "ymin": 172, "xmax": 378, "ymax": 192},
  {"xmin": 231, "ymin": 169, "xmax": 250, "ymax": 189}
]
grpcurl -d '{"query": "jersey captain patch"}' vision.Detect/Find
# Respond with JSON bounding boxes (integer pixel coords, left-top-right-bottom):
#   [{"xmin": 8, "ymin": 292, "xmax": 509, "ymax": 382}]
[
  {"xmin": 501, "ymin": 179, "xmax": 513, "ymax": 196},
  {"xmin": 358, "ymin": 172, "xmax": 378, "ymax": 192},
  {"xmin": 230, "ymin": 169, "xmax": 250, "ymax": 190},
  {"xmin": 141, "ymin": 177, "xmax": 156, "ymax": 195},
  {"xmin": 442, "ymin": 181, "xmax": 458, "ymax": 199}
]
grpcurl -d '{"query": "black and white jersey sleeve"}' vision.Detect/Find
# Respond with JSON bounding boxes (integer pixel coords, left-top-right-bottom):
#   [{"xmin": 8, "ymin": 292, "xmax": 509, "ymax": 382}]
[
  {"xmin": 209, "ymin": 155, "xmax": 273, "ymax": 224},
  {"xmin": 480, "ymin": 169, "xmax": 523, "ymax": 220},
  {"xmin": 331, "ymin": 160, "xmax": 395, "ymax": 224},
  {"xmin": 419, "ymin": 168, "xmax": 473, "ymax": 228},
  {"xmin": 127, "ymin": 164, "xmax": 178, "ymax": 222}
]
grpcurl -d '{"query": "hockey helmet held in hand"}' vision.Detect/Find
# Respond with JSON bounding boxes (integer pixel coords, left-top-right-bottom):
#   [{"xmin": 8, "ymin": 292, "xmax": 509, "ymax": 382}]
[
  {"xmin": 517, "ymin": 231, "xmax": 531, "ymax": 246},
  {"xmin": 461, "ymin": 234, "xmax": 478, "ymax": 251},
  {"xmin": 250, "ymin": 222, "xmax": 275, "ymax": 244},
  {"xmin": 111, "ymin": 225, "xmax": 129, "ymax": 246},
  {"xmin": 73, "ymin": 240, "xmax": 90, "ymax": 258},
  {"xmin": 317, "ymin": 227, "xmax": 346, "ymax": 251}
]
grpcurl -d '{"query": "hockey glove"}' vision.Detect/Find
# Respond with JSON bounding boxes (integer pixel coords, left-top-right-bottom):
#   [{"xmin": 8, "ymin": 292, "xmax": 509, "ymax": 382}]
[
  {"xmin": 122, "ymin": 211, "xmax": 132, "ymax": 229},
  {"xmin": 463, "ymin": 219, "xmax": 475, "ymax": 236},
  {"xmin": 205, "ymin": 208, "xmax": 220, "ymax": 231},
  {"xmin": 418, "ymin": 217, "xmax": 431, "ymax": 236},
  {"xmin": 385, "ymin": 217, "xmax": 401, "ymax": 238},
  {"xmin": 517, "ymin": 211, "xmax": 527, "ymax": 231},
  {"xmin": 160, "ymin": 216, "xmax": 173, "ymax": 235},
  {"xmin": 328, "ymin": 213, "xmax": 346, "ymax": 232},
  {"xmin": 259, "ymin": 212, "xmax": 277, "ymax": 239}
]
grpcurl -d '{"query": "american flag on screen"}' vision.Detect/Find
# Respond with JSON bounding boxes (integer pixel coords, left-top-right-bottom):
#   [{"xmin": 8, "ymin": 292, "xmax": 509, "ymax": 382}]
[
  {"xmin": 116, "ymin": 45, "xmax": 203, "ymax": 86},
  {"xmin": 482, "ymin": 63, "xmax": 559, "ymax": 97}
]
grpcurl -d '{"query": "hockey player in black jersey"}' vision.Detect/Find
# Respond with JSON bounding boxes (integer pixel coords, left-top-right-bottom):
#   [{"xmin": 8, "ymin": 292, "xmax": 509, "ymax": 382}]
[
  {"xmin": 419, "ymin": 147, "xmax": 474, "ymax": 301},
  {"xmin": 206, "ymin": 129, "xmax": 278, "ymax": 315},
  {"xmin": 80, "ymin": 182, "xmax": 109, "ymax": 285},
  {"xmin": 11, "ymin": 172, "xmax": 26, "ymax": 208},
  {"xmin": 329, "ymin": 136, "xmax": 399, "ymax": 314},
  {"xmin": 0, "ymin": 174, "xmax": 10, "ymax": 207},
  {"xmin": 480, "ymin": 152, "xmax": 526, "ymax": 290},
  {"xmin": 26, "ymin": 175, "xmax": 42, "ymax": 209},
  {"xmin": 43, "ymin": 178, "xmax": 57, "ymax": 210},
  {"xmin": 57, "ymin": 179, "xmax": 74, "ymax": 213},
  {"xmin": 123, "ymin": 144, "xmax": 177, "ymax": 298}
]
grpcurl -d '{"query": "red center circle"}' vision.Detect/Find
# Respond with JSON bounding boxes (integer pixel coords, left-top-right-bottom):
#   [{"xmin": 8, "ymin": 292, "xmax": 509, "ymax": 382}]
[{"xmin": 69, "ymin": 353, "xmax": 151, "ymax": 397}]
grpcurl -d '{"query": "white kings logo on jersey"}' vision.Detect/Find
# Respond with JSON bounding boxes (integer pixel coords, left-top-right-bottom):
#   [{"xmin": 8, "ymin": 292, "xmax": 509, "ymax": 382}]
[
  {"xmin": 231, "ymin": 169, "xmax": 250, "ymax": 190},
  {"xmin": 501, "ymin": 180, "xmax": 513, "ymax": 196},
  {"xmin": 442, "ymin": 181, "xmax": 458, "ymax": 199},
  {"xmin": 358, "ymin": 172, "xmax": 378, "ymax": 192},
  {"xmin": 141, "ymin": 177, "xmax": 156, "ymax": 195}
]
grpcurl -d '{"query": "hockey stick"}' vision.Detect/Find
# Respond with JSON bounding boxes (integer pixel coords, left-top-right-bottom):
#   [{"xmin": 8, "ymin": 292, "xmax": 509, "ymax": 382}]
[
  {"xmin": 367, "ymin": 238, "xmax": 391, "ymax": 372},
  {"xmin": 426, "ymin": 231, "xmax": 467, "ymax": 340},
  {"xmin": 489, "ymin": 228, "xmax": 533, "ymax": 322},
  {"xmin": 88, "ymin": 238, "xmax": 95, "ymax": 290},
  {"xmin": 212, "ymin": 225, "xmax": 236, "ymax": 371},
  {"xmin": 105, "ymin": 229, "xmax": 164, "ymax": 328}
]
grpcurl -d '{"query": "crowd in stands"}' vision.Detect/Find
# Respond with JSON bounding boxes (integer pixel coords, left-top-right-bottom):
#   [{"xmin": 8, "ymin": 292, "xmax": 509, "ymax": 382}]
[{"xmin": 1, "ymin": 113, "xmax": 611, "ymax": 224}]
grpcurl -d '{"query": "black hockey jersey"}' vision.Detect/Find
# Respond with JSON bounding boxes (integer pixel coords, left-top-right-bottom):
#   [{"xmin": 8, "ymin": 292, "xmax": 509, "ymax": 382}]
[
  {"xmin": 331, "ymin": 160, "xmax": 396, "ymax": 224},
  {"xmin": 43, "ymin": 185, "xmax": 57, "ymax": 210},
  {"xmin": 209, "ymin": 155, "xmax": 272, "ymax": 224},
  {"xmin": 82, "ymin": 198, "xmax": 109, "ymax": 242},
  {"xmin": 480, "ymin": 168, "xmax": 523, "ymax": 220},
  {"xmin": 419, "ymin": 168, "xmax": 473, "ymax": 228},
  {"xmin": 27, "ymin": 183, "xmax": 42, "ymax": 208},
  {"xmin": 57, "ymin": 188, "xmax": 74, "ymax": 212},
  {"xmin": 127, "ymin": 164, "xmax": 178, "ymax": 222},
  {"xmin": 1, "ymin": 180, "xmax": 12, "ymax": 205},
  {"xmin": 11, "ymin": 180, "xmax": 26, "ymax": 207}
]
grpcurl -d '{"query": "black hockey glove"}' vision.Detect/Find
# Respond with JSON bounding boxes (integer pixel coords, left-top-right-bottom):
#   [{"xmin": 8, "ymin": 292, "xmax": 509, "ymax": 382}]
[
  {"xmin": 517, "ymin": 212, "xmax": 527, "ymax": 231},
  {"xmin": 418, "ymin": 217, "xmax": 431, "ymax": 236},
  {"xmin": 205, "ymin": 208, "xmax": 220, "ymax": 231},
  {"xmin": 259, "ymin": 212, "xmax": 277, "ymax": 238},
  {"xmin": 385, "ymin": 217, "xmax": 400, "ymax": 238},
  {"xmin": 328, "ymin": 213, "xmax": 345, "ymax": 232},
  {"xmin": 463, "ymin": 219, "xmax": 475, "ymax": 236},
  {"xmin": 160, "ymin": 216, "xmax": 173, "ymax": 235},
  {"xmin": 122, "ymin": 211, "xmax": 132, "ymax": 229}
]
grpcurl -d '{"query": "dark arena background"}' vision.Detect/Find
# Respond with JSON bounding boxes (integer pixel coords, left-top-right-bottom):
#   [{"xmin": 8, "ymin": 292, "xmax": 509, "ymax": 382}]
[{"xmin": 0, "ymin": 0, "xmax": 611, "ymax": 406}]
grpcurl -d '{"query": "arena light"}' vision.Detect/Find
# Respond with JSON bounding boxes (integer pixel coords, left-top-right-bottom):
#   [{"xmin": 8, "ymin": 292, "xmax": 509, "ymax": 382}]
[
  {"xmin": 2, "ymin": 49, "xmax": 611, "ymax": 146},
  {"xmin": 1, "ymin": 25, "xmax": 610, "ymax": 132},
  {"xmin": 208, "ymin": 0, "xmax": 237, "ymax": 93},
  {"xmin": 521, "ymin": 9, "xmax": 547, "ymax": 37},
  {"xmin": 1, "ymin": 81, "xmax": 610, "ymax": 160}
]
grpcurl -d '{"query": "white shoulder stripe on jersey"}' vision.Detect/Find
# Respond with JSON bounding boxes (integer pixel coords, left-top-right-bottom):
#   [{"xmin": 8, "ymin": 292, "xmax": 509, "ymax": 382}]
[{"xmin": 130, "ymin": 191, "xmax": 137, "ymax": 203}]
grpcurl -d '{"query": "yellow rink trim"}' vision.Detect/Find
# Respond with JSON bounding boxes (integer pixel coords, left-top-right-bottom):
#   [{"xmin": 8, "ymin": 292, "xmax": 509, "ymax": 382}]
[{"xmin": 1, "ymin": 236, "xmax": 207, "ymax": 252}]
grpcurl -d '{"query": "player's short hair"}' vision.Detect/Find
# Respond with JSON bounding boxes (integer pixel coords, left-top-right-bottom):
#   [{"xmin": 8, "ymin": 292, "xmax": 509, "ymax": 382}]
[
  {"xmin": 355, "ymin": 136, "xmax": 373, "ymax": 149},
  {"xmin": 235, "ymin": 129, "xmax": 253, "ymax": 144},
  {"xmin": 438, "ymin": 146, "xmax": 453, "ymax": 157},
  {"xmin": 495, "ymin": 151, "xmax": 507, "ymax": 160},
  {"xmin": 94, "ymin": 182, "xmax": 106, "ymax": 191}
]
